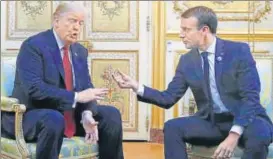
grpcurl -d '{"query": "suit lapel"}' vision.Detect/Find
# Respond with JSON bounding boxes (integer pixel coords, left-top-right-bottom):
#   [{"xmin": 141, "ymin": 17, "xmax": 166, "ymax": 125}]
[
  {"xmin": 46, "ymin": 30, "xmax": 65, "ymax": 81},
  {"xmin": 214, "ymin": 38, "xmax": 225, "ymax": 92},
  {"xmin": 191, "ymin": 48, "xmax": 204, "ymax": 80},
  {"xmin": 190, "ymin": 49, "xmax": 210, "ymax": 98}
]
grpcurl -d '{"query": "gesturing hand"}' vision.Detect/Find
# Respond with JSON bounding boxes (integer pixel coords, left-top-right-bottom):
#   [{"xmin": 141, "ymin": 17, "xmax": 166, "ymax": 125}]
[
  {"xmin": 112, "ymin": 70, "xmax": 139, "ymax": 91},
  {"xmin": 82, "ymin": 113, "xmax": 99, "ymax": 144},
  {"xmin": 77, "ymin": 88, "xmax": 109, "ymax": 103}
]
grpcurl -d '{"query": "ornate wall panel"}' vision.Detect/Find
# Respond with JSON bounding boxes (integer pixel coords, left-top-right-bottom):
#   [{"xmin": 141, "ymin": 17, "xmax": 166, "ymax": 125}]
[
  {"xmin": 7, "ymin": 1, "xmax": 53, "ymax": 40},
  {"xmin": 167, "ymin": 1, "xmax": 273, "ymax": 41},
  {"xmin": 88, "ymin": 51, "xmax": 139, "ymax": 132},
  {"xmin": 84, "ymin": 1, "xmax": 139, "ymax": 41}
]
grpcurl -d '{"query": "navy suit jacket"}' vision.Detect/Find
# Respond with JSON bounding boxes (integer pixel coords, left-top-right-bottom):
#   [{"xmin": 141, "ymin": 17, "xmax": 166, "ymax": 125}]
[
  {"xmin": 11, "ymin": 29, "xmax": 97, "ymax": 114},
  {"xmin": 138, "ymin": 38, "xmax": 271, "ymax": 128}
]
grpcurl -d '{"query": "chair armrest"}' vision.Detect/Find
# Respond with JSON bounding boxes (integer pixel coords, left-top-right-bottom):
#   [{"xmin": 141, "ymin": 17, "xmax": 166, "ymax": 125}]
[
  {"xmin": 1, "ymin": 96, "xmax": 19, "ymax": 112},
  {"xmin": 1, "ymin": 96, "xmax": 30, "ymax": 158}
]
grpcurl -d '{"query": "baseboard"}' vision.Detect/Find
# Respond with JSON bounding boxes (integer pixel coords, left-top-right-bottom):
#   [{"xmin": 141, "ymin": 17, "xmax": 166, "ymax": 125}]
[{"xmin": 149, "ymin": 128, "xmax": 164, "ymax": 144}]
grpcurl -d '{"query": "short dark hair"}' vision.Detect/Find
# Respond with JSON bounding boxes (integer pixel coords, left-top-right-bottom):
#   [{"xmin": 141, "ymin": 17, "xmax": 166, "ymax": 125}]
[{"xmin": 181, "ymin": 6, "xmax": 218, "ymax": 34}]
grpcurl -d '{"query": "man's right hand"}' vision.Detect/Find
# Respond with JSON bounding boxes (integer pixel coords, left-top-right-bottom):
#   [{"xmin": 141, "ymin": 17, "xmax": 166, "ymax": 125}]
[
  {"xmin": 76, "ymin": 88, "xmax": 108, "ymax": 103},
  {"xmin": 112, "ymin": 70, "xmax": 139, "ymax": 92}
]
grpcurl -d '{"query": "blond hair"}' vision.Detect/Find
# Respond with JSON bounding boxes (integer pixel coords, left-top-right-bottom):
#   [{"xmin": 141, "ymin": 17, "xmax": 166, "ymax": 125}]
[{"xmin": 53, "ymin": 2, "xmax": 86, "ymax": 20}]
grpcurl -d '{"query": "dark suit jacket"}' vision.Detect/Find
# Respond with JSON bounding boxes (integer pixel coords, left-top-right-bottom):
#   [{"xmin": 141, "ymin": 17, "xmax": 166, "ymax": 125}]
[
  {"xmin": 138, "ymin": 37, "xmax": 271, "ymax": 128},
  {"xmin": 2, "ymin": 29, "xmax": 97, "ymax": 135}
]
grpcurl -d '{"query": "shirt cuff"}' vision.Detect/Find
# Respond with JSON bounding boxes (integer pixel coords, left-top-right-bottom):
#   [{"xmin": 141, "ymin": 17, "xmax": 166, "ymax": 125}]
[
  {"xmin": 136, "ymin": 84, "xmax": 144, "ymax": 96},
  {"xmin": 72, "ymin": 92, "xmax": 78, "ymax": 108},
  {"xmin": 230, "ymin": 125, "xmax": 244, "ymax": 136},
  {"xmin": 81, "ymin": 110, "xmax": 93, "ymax": 123}
]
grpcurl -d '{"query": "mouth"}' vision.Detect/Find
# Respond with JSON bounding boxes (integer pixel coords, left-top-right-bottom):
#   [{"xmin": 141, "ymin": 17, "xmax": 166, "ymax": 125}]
[{"xmin": 70, "ymin": 33, "xmax": 78, "ymax": 39}]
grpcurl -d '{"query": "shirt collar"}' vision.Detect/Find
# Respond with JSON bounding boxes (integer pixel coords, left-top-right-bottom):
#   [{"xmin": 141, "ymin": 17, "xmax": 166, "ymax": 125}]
[
  {"xmin": 53, "ymin": 29, "xmax": 65, "ymax": 50},
  {"xmin": 198, "ymin": 36, "xmax": 216, "ymax": 54}
]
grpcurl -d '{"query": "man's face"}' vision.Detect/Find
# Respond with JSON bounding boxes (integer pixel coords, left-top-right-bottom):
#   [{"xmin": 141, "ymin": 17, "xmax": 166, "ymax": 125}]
[
  {"xmin": 180, "ymin": 17, "xmax": 204, "ymax": 49},
  {"xmin": 54, "ymin": 11, "xmax": 85, "ymax": 45}
]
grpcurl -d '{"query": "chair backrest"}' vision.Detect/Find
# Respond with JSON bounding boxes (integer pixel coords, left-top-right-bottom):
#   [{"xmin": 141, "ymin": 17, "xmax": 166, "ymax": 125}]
[{"xmin": 1, "ymin": 56, "xmax": 17, "ymax": 97}]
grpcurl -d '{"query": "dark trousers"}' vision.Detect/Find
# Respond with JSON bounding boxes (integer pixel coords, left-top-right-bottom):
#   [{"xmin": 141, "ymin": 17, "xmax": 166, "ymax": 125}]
[
  {"xmin": 163, "ymin": 113, "xmax": 273, "ymax": 159},
  {"xmin": 1, "ymin": 105, "xmax": 124, "ymax": 159}
]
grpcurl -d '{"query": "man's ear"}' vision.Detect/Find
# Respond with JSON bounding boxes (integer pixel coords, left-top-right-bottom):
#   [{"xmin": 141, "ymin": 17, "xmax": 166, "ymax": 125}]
[
  {"xmin": 202, "ymin": 26, "xmax": 210, "ymax": 33},
  {"xmin": 201, "ymin": 26, "xmax": 210, "ymax": 36}
]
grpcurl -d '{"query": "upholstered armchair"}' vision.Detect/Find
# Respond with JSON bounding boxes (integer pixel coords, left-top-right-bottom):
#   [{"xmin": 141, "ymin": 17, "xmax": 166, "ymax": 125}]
[
  {"xmin": 1, "ymin": 54, "xmax": 99, "ymax": 159},
  {"xmin": 187, "ymin": 98, "xmax": 273, "ymax": 159}
]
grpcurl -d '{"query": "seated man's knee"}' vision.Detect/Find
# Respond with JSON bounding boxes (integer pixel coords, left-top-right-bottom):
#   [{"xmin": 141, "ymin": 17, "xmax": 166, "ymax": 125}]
[
  {"xmin": 102, "ymin": 106, "xmax": 122, "ymax": 131},
  {"xmin": 164, "ymin": 118, "xmax": 183, "ymax": 134},
  {"xmin": 41, "ymin": 109, "xmax": 65, "ymax": 135},
  {"xmin": 243, "ymin": 118, "xmax": 272, "ymax": 150},
  {"xmin": 108, "ymin": 106, "xmax": 122, "ymax": 122},
  {"xmin": 244, "ymin": 138, "xmax": 270, "ymax": 153}
]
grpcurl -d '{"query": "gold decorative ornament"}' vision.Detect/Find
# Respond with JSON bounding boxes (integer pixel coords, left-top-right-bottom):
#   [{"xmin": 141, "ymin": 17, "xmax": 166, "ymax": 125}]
[
  {"xmin": 20, "ymin": 1, "xmax": 47, "ymax": 19},
  {"xmin": 97, "ymin": 1, "xmax": 125, "ymax": 20}
]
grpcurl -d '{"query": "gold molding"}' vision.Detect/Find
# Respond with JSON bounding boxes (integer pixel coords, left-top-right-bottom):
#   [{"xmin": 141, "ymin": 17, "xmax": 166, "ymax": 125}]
[
  {"xmin": 166, "ymin": 33, "xmax": 273, "ymax": 42},
  {"xmin": 173, "ymin": 49, "xmax": 270, "ymax": 54},
  {"xmin": 151, "ymin": 1, "xmax": 166, "ymax": 129},
  {"xmin": 253, "ymin": 50, "xmax": 270, "ymax": 54},
  {"xmin": 78, "ymin": 40, "xmax": 93, "ymax": 52}
]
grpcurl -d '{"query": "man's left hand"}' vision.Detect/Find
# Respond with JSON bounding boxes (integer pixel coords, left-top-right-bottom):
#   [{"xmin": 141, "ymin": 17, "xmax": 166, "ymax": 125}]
[
  {"xmin": 212, "ymin": 132, "xmax": 240, "ymax": 159},
  {"xmin": 82, "ymin": 113, "xmax": 99, "ymax": 144}
]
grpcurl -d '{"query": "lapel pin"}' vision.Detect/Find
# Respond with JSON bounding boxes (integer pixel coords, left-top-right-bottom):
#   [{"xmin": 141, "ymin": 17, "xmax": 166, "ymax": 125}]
[{"xmin": 217, "ymin": 56, "xmax": 222, "ymax": 62}]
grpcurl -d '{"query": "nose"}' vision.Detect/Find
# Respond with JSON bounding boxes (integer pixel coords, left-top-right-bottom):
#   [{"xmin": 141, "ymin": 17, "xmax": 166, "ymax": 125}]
[
  {"xmin": 179, "ymin": 33, "xmax": 185, "ymax": 39},
  {"xmin": 179, "ymin": 30, "xmax": 185, "ymax": 38},
  {"xmin": 73, "ymin": 23, "xmax": 81, "ymax": 31}
]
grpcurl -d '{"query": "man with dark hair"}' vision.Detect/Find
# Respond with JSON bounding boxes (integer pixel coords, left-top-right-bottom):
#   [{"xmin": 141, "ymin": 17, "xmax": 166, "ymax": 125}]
[
  {"xmin": 1, "ymin": 2, "xmax": 124, "ymax": 159},
  {"xmin": 113, "ymin": 6, "xmax": 273, "ymax": 159}
]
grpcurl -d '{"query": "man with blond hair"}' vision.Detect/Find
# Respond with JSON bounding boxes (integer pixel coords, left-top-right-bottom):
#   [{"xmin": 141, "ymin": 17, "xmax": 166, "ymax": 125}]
[{"xmin": 1, "ymin": 2, "xmax": 124, "ymax": 159}]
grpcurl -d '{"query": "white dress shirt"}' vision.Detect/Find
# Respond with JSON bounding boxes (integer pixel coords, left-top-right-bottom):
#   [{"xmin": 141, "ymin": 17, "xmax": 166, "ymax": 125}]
[
  {"xmin": 53, "ymin": 29, "xmax": 93, "ymax": 124},
  {"xmin": 53, "ymin": 29, "xmax": 78, "ymax": 108}
]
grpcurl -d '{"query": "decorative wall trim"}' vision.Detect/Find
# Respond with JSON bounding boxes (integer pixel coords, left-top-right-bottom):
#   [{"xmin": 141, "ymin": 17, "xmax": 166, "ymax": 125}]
[
  {"xmin": 173, "ymin": 1, "xmax": 271, "ymax": 22},
  {"xmin": 151, "ymin": 1, "xmax": 166, "ymax": 129},
  {"xmin": 84, "ymin": 1, "xmax": 139, "ymax": 41},
  {"xmin": 6, "ymin": 1, "xmax": 53, "ymax": 40},
  {"xmin": 88, "ymin": 51, "xmax": 139, "ymax": 132},
  {"xmin": 166, "ymin": 33, "xmax": 273, "ymax": 42},
  {"xmin": 149, "ymin": 128, "xmax": 163, "ymax": 144}
]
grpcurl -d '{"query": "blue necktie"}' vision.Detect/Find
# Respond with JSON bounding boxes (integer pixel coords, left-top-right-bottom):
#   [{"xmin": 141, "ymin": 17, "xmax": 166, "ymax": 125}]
[
  {"xmin": 201, "ymin": 52, "xmax": 210, "ymax": 95},
  {"xmin": 201, "ymin": 52, "xmax": 214, "ymax": 124}
]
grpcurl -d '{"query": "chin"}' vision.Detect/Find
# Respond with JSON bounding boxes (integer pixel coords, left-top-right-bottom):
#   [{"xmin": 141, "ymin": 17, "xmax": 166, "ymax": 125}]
[
  {"xmin": 185, "ymin": 44, "xmax": 193, "ymax": 49},
  {"xmin": 67, "ymin": 39, "xmax": 77, "ymax": 44}
]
